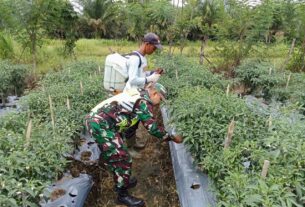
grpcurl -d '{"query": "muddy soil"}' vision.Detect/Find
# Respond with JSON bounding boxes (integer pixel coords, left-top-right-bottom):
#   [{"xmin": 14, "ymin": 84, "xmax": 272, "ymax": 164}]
[{"xmin": 75, "ymin": 122, "xmax": 180, "ymax": 207}]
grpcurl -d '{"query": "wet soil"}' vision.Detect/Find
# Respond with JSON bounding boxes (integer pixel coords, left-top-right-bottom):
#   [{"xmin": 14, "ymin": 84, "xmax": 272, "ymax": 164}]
[{"xmin": 74, "ymin": 122, "xmax": 180, "ymax": 207}]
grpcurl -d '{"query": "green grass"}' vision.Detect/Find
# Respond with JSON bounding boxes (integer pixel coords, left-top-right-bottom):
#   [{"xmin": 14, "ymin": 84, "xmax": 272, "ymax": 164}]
[{"xmin": 2, "ymin": 38, "xmax": 291, "ymax": 74}]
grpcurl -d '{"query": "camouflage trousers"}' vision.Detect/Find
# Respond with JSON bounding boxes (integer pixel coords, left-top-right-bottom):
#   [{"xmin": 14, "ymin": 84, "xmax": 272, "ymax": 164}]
[{"xmin": 85, "ymin": 119, "xmax": 132, "ymax": 189}]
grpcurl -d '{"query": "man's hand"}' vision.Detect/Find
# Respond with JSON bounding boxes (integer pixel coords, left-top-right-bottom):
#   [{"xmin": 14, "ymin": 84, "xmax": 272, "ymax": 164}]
[
  {"xmin": 162, "ymin": 134, "xmax": 183, "ymax": 143},
  {"xmin": 155, "ymin": 68, "xmax": 164, "ymax": 75},
  {"xmin": 171, "ymin": 135, "xmax": 183, "ymax": 143}
]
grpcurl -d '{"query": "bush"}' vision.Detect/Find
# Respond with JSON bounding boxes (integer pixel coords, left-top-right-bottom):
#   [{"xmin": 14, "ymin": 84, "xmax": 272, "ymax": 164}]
[
  {"xmin": 213, "ymin": 41, "xmax": 253, "ymax": 75},
  {"xmin": 0, "ymin": 61, "xmax": 29, "ymax": 100},
  {"xmin": 270, "ymin": 72, "xmax": 305, "ymax": 109},
  {"xmin": 234, "ymin": 60, "xmax": 305, "ymax": 113},
  {"xmin": 287, "ymin": 47, "xmax": 305, "ymax": 72},
  {"xmin": 234, "ymin": 60, "xmax": 286, "ymax": 99}
]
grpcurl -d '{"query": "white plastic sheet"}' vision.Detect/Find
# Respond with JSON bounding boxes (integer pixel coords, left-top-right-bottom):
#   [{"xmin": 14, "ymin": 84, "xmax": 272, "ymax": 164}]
[
  {"xmin": 72, "ymin": 134, "xmax": 101, "ymax": 165},
  {"xmin": 40, "ymin": 173, "xmax": 93, "ymax": 207},
  {"xmin": 161, "ymin": 105, "xmax": 216, "ymax": 207}
]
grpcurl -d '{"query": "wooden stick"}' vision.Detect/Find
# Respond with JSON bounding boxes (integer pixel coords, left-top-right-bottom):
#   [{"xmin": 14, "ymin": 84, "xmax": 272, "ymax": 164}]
[
  {"xmin": 98, "ymin": 66, "xmax": 101, "ymax": 74},
  {"xmin": 66, "ymin": 97, "xmax": 71, "ymax": 110},
  {"xmin": 226, "ymin": 84, "xmax": 230, "ymax": 96},
  {"xmin": 27, "ymin": 110, "xmax": 31, "ymax": 120},
  {"xmin": 261, "ymin": 160, "xmax": 270, "ymax": 178},
  {"xmin": 199, "ymin": 38, "xmax": 205, "ymax": 65},
  {"xmin": 281, "ymin": 38, "xmax": 296, "ymax": 70},
  {"xmin": 25, "ymin": 119, "xmax": 32, "ymax": 145},
  {"xmin": 224, "ymin": 119, "xmax": 235, "ymax": 149},
  {"xmin": 175, "ymin": 69, "xmax": 178, "ymax": 80},
  {"xmin": 286, "ymin": 73, "xmax": 291, "ymax": 89},
  {"xmin": 269, "ymin": 67, "xmax": 272, "ymax": 75},
  {"xmin": 80, "ymin": 81, "xmax": 83, "ymax": 95},
  {"xmin": 48, "ymin": 95, "xmax": 55, "ymax": 130},
  {"xmin": 268, "ymin": 115, "xmax": 272, "ymax": 129}
]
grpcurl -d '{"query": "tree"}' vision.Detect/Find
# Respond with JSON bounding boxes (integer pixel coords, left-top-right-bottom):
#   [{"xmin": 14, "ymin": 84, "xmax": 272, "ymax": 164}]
[
  {"xmin": 0, "ymin": 0, "xmax": 14, "ymax": 31},
  {"xmin": 146, "ymin": 0, "xmax": 175, "ymax": 39},
  {"xmin": 123, "ymin": 2, "xmax": 147, "ymax": 40},
  {"xmin": 184, "ymin": 0, "xmax": 224, "ymax": 64},
  {"xmin": 78, "ymin": 0, "xmax": 119, "ymax": 38},
  {"xmin": 46, "ymin": 1, "xmax": 79, "ymax": 56},
  {"xmin": 212, "ymin": 0, "xmax": 255, "ymax": 74},
  {"xmin": 280, "ymin": 0, "xmax": 299, "ymax": 40},
  {"xmin": 6, "ymin": 0, "xmax": 71, "ymax": 69},
  {"xmin": 287, "ymin": 2, "xmax": 305, "ymax": 72},
  {"xmin": 0, "ymin": 1, "xmax": 16, "ymax": 60},
  {"xmin": 246, "ymin": 0, "xmax": 275, "ymax": 43}
]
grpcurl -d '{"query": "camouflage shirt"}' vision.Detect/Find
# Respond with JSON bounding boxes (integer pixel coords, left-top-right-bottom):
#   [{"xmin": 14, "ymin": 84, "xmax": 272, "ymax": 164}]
[{"xmin": 85, "ymin": 91, "xmax": 167, "ymax": 140}]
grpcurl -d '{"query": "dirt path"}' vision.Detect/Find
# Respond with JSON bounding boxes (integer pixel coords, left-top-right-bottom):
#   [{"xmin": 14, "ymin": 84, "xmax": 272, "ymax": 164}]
[{"xmin": 83, "ymin": 123, "xmax": 180, "ymax": 207}]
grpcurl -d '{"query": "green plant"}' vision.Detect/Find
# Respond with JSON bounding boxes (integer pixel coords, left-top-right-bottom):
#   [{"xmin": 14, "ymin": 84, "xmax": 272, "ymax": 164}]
[
  {"xmin": 234, "ymin": 59, "xmax": 286, "ymax": 99},
  {"xmin": 0, "ymin": 124, "xmax": 72, "ymax": 206},
  {"xmin": 0, "ymin": 60, "xmax": 107, "ymax": 206},
  {"xmin": 164, "ymin": 73, "xmax": 305, "ymax": 206},
  {"xmin": 287, "ymin": 47, "xmax": 305, "ymax": 72},
  {"xmin": 0, "ymin": 32, "xmax": 14, "ymax": 59},
  {"xmin": 213, "ymin": 40, "xmax": 253, "ymax": 75},
  {"xmin": 0, "ymin": 61, "xmax": 29, "ymax": 103},
  {"xmin": 157, "ymin": 55, "xmax": 228, "ymax": 98}
]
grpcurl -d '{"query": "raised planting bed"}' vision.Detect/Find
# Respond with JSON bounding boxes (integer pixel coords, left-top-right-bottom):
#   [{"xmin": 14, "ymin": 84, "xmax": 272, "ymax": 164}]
[{"xmin": 161, "ymin": 105, "xmax": 216, "ymax": 207}]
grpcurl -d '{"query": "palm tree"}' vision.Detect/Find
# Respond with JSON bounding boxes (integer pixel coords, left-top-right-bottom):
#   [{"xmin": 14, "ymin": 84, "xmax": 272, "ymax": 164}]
[{"xmin": 78, "ymin": 0, "xmax": 117, "ymax": 38}]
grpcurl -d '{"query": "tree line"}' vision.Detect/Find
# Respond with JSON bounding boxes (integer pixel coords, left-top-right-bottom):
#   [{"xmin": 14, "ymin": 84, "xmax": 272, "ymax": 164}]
[{"xmin": 0, "ymin": 0, "xmax": 305, "ymax": 70}]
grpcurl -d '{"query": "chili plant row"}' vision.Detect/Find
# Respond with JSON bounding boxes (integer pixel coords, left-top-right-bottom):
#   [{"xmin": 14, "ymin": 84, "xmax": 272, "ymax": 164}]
[
  {"xmin": 158, "ymin": 55, "xmax": 305, "ymax": 206},
  {"xmin": 0, "ymin": 61, "xmax": 106, "ymax": 206}
]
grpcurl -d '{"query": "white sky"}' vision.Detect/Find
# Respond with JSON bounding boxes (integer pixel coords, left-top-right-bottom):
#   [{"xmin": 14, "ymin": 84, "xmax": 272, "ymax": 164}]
[
  {"xmin": 171, "ymin": 0, "xmax": 184, "ymax": 7},
  {"xmin": 70, "ymin": 0, "xmax": 83, "ymax": 13}
]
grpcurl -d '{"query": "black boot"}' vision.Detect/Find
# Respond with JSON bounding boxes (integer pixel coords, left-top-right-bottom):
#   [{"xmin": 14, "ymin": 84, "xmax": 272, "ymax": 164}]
[
  {"xmin": 127, "ymin": 176, "xmax": 137, "ymax": 189},
  {"xmin": 114, "ymin": 176, "xmax": 137, "ymax": 191},
  {"xmin": 117, "ymin": 188, "xmax": 145, "ymax": 207}
]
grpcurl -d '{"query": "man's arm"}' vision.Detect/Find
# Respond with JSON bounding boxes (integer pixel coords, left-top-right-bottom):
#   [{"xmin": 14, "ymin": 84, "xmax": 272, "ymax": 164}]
[
  {"xmin": 135, "ymin": 99, "xmax": 167, "ymax": 139},
  {"xmin": 127, "ymin": 56, "xmax": 146, "ymax": 88}
]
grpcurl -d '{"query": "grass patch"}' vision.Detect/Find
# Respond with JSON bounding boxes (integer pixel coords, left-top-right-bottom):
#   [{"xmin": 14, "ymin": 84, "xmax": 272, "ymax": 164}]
[{"xmin": 2, "ymin": 38, "xmax": 292, "ymax": 74}]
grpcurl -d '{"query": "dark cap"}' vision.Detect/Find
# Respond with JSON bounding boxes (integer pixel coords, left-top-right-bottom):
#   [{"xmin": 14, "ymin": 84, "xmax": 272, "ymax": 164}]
[{"xmin": 143, "ymin": 32, "xmax": 162, "ymax": 49}]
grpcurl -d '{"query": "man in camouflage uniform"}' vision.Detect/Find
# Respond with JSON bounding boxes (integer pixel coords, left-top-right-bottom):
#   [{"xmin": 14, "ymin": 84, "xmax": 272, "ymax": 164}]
[{"xmin": 83, "ymin": 83, "xmax": 182, "ymax": 207}]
